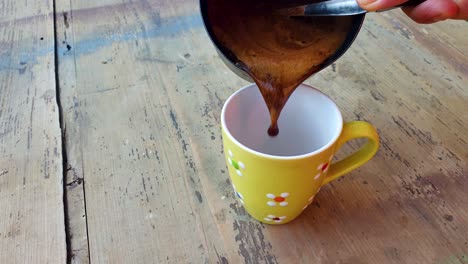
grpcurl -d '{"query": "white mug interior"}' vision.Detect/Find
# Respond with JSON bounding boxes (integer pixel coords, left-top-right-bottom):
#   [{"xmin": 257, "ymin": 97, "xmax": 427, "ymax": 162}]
[{"xmin": 222, "ymin": 84, "xmax": 343, "ymax": 158}]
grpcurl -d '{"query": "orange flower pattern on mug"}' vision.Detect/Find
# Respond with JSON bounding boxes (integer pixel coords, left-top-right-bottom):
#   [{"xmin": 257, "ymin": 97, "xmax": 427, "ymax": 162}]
[
  {"xmin": 227, "ymin": 150, "xmax": 245, "ymax": 176},
  {"xmin": 266, "ymin": 193, "xmax": 289, "ymax": 207},
  {"xmin": 264, "ymin": 215, "xmax": 287, "ymax": 223},
  {"xmin": 226, "ymin": 153, "xmax": 335, "ymax": 223},
  {"xmin": 314, "ymin": 155, "xmax": 334, "ymax": 180}
]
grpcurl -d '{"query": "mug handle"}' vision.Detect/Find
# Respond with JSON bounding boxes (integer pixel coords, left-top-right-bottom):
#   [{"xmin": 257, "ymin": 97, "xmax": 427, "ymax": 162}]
[{"xmin": 322, "ymin": 121, "xmax": 380, "ymax": 185}]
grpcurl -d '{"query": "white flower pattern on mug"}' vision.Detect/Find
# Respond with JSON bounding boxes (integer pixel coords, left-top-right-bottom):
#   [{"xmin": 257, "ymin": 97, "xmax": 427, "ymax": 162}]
[
  {"xmin": 266, "ymin": 193, "xmax": 289, "ymax": 207},
  {"xmin": 227, "ymin": 150, "xmax": 245, "ymax": 176},
  {"xmin": 264, "ymin": 215, "xmax": 287, "ymax": 223},
  {"xmin": 314, "ymin": 155, "xmax": 334, "ymax": 180}
]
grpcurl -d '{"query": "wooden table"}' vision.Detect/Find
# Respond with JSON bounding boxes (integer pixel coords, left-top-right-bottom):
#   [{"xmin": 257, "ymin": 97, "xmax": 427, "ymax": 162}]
[{"xmin": 1, "ymin": 0, "xmax": 467, "ymax": 263}]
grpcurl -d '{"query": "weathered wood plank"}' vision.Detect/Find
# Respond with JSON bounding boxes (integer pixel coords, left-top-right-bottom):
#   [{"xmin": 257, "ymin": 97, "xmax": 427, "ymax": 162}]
[
  {"xmin": 0, "ymin": 0, "xmax": 67, "ymax": 263},
  {"xmin": 57, "ymin": 0, "xmax": 467, "ymax": 262},
  {"xmin": 56, "ymin": 1, "xmax": 232, "ymax": 263}
]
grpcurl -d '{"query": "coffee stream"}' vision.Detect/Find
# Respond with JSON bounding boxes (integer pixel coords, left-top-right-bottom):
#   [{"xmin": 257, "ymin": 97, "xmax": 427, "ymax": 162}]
[{"xmin": 207, "ymin": 0, "xmax": 353, "ymax": 136}]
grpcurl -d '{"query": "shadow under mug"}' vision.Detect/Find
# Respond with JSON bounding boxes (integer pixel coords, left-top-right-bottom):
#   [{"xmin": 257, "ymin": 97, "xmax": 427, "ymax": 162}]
[{"xmin": 221, "ymin": 83, "xmax": 379, "ymax": 224}]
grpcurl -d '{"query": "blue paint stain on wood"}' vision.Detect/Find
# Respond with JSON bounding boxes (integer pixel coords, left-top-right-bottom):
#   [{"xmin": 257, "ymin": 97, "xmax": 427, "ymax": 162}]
[
  {"xmin": 60, "ymin": 13, "xmax": 202, "ymax": 56},
  {"xmin": 0, "ymin": 47, "xmax": 54, "ymax": 72},
  {"xmin": 0, "ymin": 13, "xmax": 202, "ymax": 72}
]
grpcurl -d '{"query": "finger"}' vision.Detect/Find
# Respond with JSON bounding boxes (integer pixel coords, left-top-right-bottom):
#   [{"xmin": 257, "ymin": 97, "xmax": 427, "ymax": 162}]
[
  {"xmin": 453, "ymin": 0, "xmax": 468, "ymax": 19},
  {"xmin": 357, "ymin": 0, "xmax": 409, "ymax": 12},
  {"xmin": 402, "ymin": 0, "xmax": 459, "ymax": 23}
]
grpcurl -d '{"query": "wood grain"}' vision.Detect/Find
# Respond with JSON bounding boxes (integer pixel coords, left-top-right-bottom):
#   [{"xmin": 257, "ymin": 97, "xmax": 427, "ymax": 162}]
[
  {"xmin": 54, "ymin": 0, "xmax": 467, "ymax": 263},
  {"xmin": 0, "ymin": 0, "xmax": 67, "ymax": 263}
]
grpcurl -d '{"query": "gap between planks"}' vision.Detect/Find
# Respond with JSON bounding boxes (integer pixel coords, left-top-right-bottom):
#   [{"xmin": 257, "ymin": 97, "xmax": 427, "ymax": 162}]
[{"xmin": 52, "ymin": 0, "xmax": 91, "ymax": 263}]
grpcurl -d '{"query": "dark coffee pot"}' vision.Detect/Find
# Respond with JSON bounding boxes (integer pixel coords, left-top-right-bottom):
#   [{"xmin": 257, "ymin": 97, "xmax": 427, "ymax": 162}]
[{"xmin": 199, "ymin": 0, "xmax": 366, "ymax": 82}]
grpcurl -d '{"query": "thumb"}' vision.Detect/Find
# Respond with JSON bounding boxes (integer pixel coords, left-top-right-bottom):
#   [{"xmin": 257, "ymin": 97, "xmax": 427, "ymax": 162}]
[{"xmin": 357, "ymin": 0, "xmax": 409, "ymax": 11}]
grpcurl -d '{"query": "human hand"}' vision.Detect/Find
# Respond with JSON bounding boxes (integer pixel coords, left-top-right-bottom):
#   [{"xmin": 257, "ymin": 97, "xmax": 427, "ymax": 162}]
[{"xmin": 356, "ymin": 0, "xmax": 468, "ymax": 23}]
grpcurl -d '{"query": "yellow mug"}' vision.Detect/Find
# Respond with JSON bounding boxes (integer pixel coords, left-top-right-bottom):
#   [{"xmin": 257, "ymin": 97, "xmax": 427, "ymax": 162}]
[{"xmin": 221, "ymin": 84, "xmax": 379, "ymax": 224}]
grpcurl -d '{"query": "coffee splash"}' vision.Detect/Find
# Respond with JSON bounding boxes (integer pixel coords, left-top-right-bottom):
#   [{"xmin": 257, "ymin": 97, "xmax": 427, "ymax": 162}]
[{"xmin": 207, "ymin": 0, "xmax": 353, "ymax": 136}]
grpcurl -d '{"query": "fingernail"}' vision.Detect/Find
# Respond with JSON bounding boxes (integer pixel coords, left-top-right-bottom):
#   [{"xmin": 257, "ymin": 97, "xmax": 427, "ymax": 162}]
[
  {"xmin": 431, "ymin": 15, "xmax": 447, "ymax": 22},
  {"xmin": 358, "ymin": 0, "xmax": 377, "ymax": 6},
  {"xmin": 357, "ymin": 0, "xmax": 379, "ymax": 10}
]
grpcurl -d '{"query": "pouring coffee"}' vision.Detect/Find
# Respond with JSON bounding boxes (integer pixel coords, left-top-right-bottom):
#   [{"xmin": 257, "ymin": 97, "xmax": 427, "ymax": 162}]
[{"xmin": 200, "ymin": 0, "xmax": 365, "ymax": 136}]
